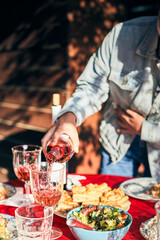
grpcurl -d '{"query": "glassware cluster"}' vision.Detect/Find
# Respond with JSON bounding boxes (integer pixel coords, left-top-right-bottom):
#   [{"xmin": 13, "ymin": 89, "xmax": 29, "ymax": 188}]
[
  {"xmin": 11, "ymin": 87, "xmax": 75, "ymax": 239},
  {"xmin": 12, "ymin": 142, "xmax": 66, "ymax": 240}
]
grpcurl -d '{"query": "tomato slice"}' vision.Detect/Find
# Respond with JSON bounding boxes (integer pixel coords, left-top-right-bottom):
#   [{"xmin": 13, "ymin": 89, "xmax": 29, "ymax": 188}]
[
  {"xmin": 81, "ymin": 206, "xmax": 97, "ymax": 216},
  {"xmin": 121, "ymin": 211, "xmax": 127, "ymax": 220}
]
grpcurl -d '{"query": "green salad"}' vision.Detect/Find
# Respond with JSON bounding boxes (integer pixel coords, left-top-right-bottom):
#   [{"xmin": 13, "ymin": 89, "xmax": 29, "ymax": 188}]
[
  {"xmin": 0, "ymin": 232, "xmax": 13, "ymax": 240},
  {"xmin": 71, "ymin": 205, "xmax": 130, "ymax": 231}
]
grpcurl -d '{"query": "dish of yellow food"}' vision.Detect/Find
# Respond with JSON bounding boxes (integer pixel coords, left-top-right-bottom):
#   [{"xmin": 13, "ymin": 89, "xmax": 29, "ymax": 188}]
[
  {"xmin": 0, "ymin": 184, "xmax": 9, "ymax": 200},
  {"xmin": 55, "ymin": 183, "xmax": 131, "ymax": 218},
  {"xmin": 0, "ymin": 214, "xmax": 17, "ymax": 240},
  {"xmin": 0, "ymin": 214, "xmax": 8, "ymax": 235},
  {"xmin": 0, "ymin": 183, "xmax": 16, "ymax": 201}
]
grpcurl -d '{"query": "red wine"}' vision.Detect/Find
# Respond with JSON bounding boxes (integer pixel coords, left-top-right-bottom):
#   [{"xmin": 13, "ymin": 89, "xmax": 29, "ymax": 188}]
[
  {"xmin": 32, "ymin": 189, "xmax": 62, "ymax": 207},
  {"xmin": 15, "ymin": 166, "xmax": 30, "ymax": 182}
]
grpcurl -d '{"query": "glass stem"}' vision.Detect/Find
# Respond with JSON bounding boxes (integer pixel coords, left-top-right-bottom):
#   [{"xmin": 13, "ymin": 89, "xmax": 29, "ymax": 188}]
[{"xmin": 24, "ymin": 182, "xmax": 30, "ymax": 198}]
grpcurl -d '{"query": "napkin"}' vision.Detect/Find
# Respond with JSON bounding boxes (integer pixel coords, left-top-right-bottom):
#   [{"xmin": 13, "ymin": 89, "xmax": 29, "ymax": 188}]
[
  {"xmin": 67, "ymin": 174, "xmax": 86, "ymax": 190},
  {"xmin": 0, "ymin": 187, "xmax": 34, "ymax": 207}
]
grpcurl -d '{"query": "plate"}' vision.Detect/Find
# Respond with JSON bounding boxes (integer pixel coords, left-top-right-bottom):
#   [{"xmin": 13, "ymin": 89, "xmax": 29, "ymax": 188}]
[
  {"xmin": 0, "ymin": 213, "xmax": 17, "ymax": 239},
  {"xmin": 120, "ymin": 177, "xmax": 159, "ymax": 200},
  {"xmin": 55, "ymin": 212, "xmax": 67, "ymax": 218},
  {"xmin": 140, "ymin": 216, "xmax": 157, "ymax": 240},
  {"xmin": 0, "ymin": 183, "xmax": 17, "ymax": 200}
]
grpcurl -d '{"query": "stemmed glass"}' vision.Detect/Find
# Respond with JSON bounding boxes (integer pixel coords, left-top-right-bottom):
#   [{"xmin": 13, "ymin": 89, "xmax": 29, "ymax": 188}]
[
  {"xmin": 11, "ymin": 144, "xmax": 42, "ymax": 204},
  {"xmin": 29, "ymin": 161, "xmax": 64, "ymax": 239}
]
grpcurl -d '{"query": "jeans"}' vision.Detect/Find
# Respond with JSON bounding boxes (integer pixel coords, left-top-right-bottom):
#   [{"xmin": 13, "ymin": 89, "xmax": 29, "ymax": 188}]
[{"xmin": 99, "ymin": 135, "xmax": 151, "ymax": 177}]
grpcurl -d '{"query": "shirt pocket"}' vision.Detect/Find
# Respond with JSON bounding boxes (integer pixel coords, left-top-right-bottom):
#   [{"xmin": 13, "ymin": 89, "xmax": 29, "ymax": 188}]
[{"xmin": 108, "ymin": 69, "xmax": 141, "ymax": 91}]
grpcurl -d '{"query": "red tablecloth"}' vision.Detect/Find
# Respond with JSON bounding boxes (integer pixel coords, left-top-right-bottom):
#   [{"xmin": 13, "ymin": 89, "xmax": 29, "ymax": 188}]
[{"xmin": 0, "ymin": 175, "xmax": 156, "ymax": 239}]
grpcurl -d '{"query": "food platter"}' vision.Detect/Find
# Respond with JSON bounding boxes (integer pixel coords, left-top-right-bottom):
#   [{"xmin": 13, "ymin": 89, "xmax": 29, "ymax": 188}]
[
  {"xmin": 0, "ymin": 213, "xmax": 17, "ymax": 239},
  {"xmin": 0, "ymin": 183, "xmax": 16, "ymax": 201},
  {"xmin": 55, "ymin": 182, "xmax": 131, "ymax": 218},
  {"xmin": 120, "ymin": 177, "xmax": 159, "ymax": 200},
  {"xmin": 140, "ymin": 216, "xmax": 157, "ymax": 240}
]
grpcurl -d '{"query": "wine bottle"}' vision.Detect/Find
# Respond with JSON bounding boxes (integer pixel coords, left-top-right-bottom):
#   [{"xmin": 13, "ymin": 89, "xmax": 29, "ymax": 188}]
[
  {"xmin": 52, "ymin": 93, "xmax": 62, "ymax": 124},
  {"xmin": 46, "ymin": 134, "xmax": 74, "ymax": 163},
  {"xmin": 51, "ymin": 93, "xmax": 68, "ymax": 190}
]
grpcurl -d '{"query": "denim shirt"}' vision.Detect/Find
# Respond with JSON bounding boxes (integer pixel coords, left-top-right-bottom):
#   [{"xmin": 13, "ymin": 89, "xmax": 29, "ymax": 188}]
[{"xmin": 59, "ymin": 16, "xmax": 160, "ymax": 180}]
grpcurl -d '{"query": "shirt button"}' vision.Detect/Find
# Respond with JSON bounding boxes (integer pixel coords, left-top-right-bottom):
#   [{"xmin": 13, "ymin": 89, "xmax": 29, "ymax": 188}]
[
  {"xmin": 153, "ymin": 159, "xmax": 158, "ymax": 163},
  {"xmin": 157, "ymin": 62, "xmax": 160, "ymax": 69}
]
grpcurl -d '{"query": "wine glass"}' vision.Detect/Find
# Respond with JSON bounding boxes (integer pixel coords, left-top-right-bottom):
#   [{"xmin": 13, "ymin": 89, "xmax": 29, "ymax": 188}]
[
  {"xmin": 11, "ymin": 144, "xmax": 42, "ymax": 204},
  {"xmin": 15, "ymin": 203, "xmax": 54, "ymax": 240},
  {"xmin": 29, "ymin": 161, "xmax": 64, "ymax": 239}
]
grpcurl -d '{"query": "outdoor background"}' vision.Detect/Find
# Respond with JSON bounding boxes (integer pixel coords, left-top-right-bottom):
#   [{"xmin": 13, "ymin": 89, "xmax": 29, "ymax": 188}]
[{"xmin": 0, "ymin": 0, "xmax": 158, "ymax": 181}]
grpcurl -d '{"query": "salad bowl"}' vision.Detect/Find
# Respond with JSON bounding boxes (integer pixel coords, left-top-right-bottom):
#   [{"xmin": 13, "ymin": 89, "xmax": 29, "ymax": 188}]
[{"xmin": 66, "ymin": 205, "xmax": 132, "ymax": 240}]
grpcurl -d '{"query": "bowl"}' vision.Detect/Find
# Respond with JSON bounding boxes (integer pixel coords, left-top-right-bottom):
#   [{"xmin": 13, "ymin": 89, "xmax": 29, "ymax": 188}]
[{"xmin": 66, "ymin": 205, "xmax": 132, "ymax": 240}]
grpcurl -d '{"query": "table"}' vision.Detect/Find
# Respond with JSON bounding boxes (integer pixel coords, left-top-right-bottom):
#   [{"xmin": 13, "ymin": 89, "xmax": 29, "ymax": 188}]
[{"xmin": 0, "ymin": 174, "xmax": 156, "ymax": 239}]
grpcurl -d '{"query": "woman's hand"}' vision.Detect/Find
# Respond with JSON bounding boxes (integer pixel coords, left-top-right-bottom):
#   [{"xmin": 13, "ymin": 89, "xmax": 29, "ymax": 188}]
[
  {"xmin": 115, "ymin": 106, "xmax": 144, "ymax": 135},
  {"xmin": 41, "ymin": 112, "xmax": 79, "ymax": 155}
]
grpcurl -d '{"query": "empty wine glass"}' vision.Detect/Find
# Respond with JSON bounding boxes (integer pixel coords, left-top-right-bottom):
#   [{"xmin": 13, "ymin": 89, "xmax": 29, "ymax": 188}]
[
  {"xmin": 29, "ymin": 161, "xmax": 64, "ymax": 239},
  {"xmin": 12, "ymin": 144, "xmax": 42, "ymax": 204}
]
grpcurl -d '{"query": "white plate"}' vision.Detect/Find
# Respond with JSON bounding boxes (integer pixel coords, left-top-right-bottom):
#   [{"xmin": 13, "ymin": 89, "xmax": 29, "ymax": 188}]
[
  {"xmin": 55, "ymin": 212, "xmax": 67, "ymax": 218},
  {"xmin": 120, "ymin": 177, "xmax": 159, "ymax": 200},
  {"xmin": 0, "ymin": 183, "xmax": 17, "ymax": 200},
  {"xmin": 140, "ymin": 216, "xmax": 157, "ymax": 240},
  {"xmin": 0, "ymin": 213, "xmax": 17, "ymax": 239}
]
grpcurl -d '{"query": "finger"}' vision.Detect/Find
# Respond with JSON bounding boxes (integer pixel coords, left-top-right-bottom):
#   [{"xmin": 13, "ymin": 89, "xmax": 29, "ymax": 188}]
[
  {"xmin": 64, "ymin": 130, "xmax": 79, "ymax": 153},
  {"xmin": 116, "ymin": 119, "xmax": 134, "ymax": 132},
  {"xmin": 41, "ymin": 126, "xmax": 56, "ymax": 154},
  {"xmin": 115, "ymin": 108, "xmax": 129, "ymax": 122},
  {"xmin": 50, "ymin": 129, "xmax": 62, "ymax": 144},
  {"xmin": 119, "ymin": 113, "xmax": 132, "ymax": 126},
  {"xmin": 116, "ymin": 107, "xmax": 133, "ymax": 119},
  {"xmin": 125, "ymin": 108, "xmax": 135, "ymax": 117},
  {"xmin": 115, "ymin": 118, "xmax": 129, "ymax": 128},
  {"xmin": 117, "ymin": 128, "xmax": 134, "ymax": 134}
]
